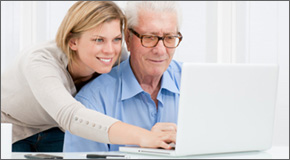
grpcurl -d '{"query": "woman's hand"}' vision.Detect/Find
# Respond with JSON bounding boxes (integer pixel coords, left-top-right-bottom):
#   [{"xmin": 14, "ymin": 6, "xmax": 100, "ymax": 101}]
[
  {"xmin": 151, "ymin": 122, "xmax": 177, "ymax": 133},
  {"xmin": 138, "ymin": 131, "xmax": 176, "ymax": 150},
  {"xmin": 108, "ymin": 121, "xmax": 176, "ymax": 149},
  {"xmin": 135, "ymin": 122, "xmax": 177, "ymax": 149},
  {"xmin": 137, "ymin": 122, "xmax": 177, "ymax": 149}
]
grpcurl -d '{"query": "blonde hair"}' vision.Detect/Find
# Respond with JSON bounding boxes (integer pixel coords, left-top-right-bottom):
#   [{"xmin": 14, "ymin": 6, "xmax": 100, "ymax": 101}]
[{"xmin": 56, "ymin": 1, "xmax": 127, "ymax": 65}]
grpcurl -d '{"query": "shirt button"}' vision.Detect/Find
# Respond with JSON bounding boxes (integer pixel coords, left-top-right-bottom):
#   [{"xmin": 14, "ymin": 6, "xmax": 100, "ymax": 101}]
[
  {"xmin": 79, "ymin": 119, "xmax": 83, "ymax": 123},
  {"xmin": 92, "ymin": 123, "xmax": 96, "ymax": 127},
  {"xmin": 75, "ymin": 117, "xmax": 78, "ymax": 121},
  {"xmin": 86, "ymin": 121, "xmax": 89, "ymax": 125}
]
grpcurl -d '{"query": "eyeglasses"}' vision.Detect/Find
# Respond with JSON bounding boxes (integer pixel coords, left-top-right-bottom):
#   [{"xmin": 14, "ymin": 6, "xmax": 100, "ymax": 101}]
[{"xmin": 129, "ymin": 28, "xmax": 183, "ymax": 48}]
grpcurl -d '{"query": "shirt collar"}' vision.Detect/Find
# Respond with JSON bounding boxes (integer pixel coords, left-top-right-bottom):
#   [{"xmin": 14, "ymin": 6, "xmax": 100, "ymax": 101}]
[
  {"xmin": 121, "ymin": 58, "xmax": 143, "ymax": 100},
  {"xmin": 121, "ymin": 58, "xmax": 180, "ymax": 100},
  {"xmin": 160, "ymin": 68, "xmax": 180, "ymax": 94}
]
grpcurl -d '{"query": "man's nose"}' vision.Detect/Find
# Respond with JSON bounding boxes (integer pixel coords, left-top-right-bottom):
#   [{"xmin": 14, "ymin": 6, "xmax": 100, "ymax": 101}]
[{"xmin": 153, "ymin": 39, "xmax": 167, "ymax": 55}]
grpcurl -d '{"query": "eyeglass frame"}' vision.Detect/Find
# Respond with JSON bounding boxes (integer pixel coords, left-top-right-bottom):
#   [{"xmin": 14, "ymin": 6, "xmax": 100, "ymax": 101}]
[{"xmin": 129, "ymin": 28, "xmax": 183, "ymax": 48}]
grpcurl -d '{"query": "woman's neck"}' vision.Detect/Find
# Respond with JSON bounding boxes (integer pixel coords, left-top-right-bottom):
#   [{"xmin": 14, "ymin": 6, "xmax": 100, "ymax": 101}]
[{"xmin": 67, "ymin": 61, "xmax": 94, "ymax": 85}]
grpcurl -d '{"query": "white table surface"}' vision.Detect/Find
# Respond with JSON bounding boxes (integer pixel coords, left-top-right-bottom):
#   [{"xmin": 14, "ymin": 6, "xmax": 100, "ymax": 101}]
[{"xmin": 10, "ymin": 146, "xmax": 289, "ymax": 159}]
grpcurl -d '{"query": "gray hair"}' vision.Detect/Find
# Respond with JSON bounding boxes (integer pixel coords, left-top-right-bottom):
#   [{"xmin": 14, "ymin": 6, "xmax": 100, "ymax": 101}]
[{"xmin": 124, "ymin": 1, "xmax": 182, "ymax": 31}]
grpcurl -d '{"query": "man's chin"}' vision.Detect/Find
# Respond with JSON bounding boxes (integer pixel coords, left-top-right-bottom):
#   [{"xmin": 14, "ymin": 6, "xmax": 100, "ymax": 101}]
[{"xmin": 149, "ymin": 69, "xmax": 166, "ymax": 77}]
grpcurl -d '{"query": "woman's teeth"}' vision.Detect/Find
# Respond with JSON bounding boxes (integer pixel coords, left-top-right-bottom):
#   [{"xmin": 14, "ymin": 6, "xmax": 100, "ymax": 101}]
[{"xmin": 99, "ymin": 58, "xmax": 111, "ymax": 62}]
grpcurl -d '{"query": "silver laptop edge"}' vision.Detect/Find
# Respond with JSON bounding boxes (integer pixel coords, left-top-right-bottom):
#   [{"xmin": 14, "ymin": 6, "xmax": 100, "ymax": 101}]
[{"xmin": 120, "ymin": 63, "xmax": 279, "ymax": 156}]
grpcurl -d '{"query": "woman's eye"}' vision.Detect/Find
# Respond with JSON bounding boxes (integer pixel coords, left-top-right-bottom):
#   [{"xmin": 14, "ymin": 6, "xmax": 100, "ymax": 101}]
[
  {"xmin": 94, "ymin": 38, "xmax": 104, "ymax": 43},
  {"xmin": 114, "ymin": 38, "xmax": 122, "ymax": 42}
]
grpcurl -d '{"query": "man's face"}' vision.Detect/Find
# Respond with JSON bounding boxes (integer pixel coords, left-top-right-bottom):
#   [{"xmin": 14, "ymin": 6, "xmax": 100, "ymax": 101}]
[{"xmin": 126, "ymin": 10, "xmax": 178, "ymax": 78}]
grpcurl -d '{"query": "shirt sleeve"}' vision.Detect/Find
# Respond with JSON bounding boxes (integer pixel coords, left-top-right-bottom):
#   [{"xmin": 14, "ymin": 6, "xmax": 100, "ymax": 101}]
[
  {"xmin": 63, "ymin": 93, "xmax": 110, "ymax": 152},
  {"xmin": 22, "ymin": 51, "xmax": 119, "ymax": 144}
]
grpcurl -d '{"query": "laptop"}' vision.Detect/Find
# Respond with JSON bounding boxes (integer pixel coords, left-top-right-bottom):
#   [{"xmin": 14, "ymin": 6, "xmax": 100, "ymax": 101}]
[{"xmin": 119, "ymin": 63, "xmax": 279, "ymax": 156}]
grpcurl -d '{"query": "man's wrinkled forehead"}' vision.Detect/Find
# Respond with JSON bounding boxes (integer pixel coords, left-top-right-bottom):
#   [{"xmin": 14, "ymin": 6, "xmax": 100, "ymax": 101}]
[{"xmin": 136, "ymin": 10, "xmax": 178, "ymax": 33}]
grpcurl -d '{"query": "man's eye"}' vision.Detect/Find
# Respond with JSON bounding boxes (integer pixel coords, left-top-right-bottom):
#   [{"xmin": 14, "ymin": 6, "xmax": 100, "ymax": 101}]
[
  {"xmin": 166, "ymin": 36, "xmax": 175, "ymax": 40},
  {"xmin": 144, "ymin": 36, "xmax": 156, "ymax": 41}
]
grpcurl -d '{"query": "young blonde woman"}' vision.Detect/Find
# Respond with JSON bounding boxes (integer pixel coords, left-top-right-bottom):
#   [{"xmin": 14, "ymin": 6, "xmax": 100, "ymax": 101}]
[{"xmin": 1, "ymin": 1, "xmax": 175, "ymax": 152}]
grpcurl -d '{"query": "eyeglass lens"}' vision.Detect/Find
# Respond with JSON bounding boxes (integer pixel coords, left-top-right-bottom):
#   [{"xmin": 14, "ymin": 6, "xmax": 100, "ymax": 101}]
[
  {"xmin": 142, "ymin": 35, "xmax": 180, "ymax": 48},
  {"xmin": 129, "ymin": 28, "xmax": 182, "ymax": 48}
]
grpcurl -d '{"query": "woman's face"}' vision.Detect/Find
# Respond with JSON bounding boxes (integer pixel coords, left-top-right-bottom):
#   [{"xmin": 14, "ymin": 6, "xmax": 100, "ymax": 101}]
[{"xmin": 70, "ymin": 19, "xmax": 122, "ymax": 75}]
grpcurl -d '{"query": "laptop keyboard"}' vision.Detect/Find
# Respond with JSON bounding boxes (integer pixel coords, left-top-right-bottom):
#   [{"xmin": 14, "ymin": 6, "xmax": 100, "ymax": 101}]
[{"xmin": 157, "ymin": 143, "xmax": 175, "ymax": 150}]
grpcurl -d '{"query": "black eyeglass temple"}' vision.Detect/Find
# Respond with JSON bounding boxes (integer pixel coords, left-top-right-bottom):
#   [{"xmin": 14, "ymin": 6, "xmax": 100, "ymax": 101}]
[{"xmin": 129, "ymin": 28, "xmax": 141, "ymax": 38}]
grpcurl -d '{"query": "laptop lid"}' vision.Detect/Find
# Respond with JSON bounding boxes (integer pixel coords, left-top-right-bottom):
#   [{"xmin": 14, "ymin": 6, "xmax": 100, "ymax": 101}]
[
  {"xmin": 175, "ymin": 63, "xmax": 279, "ymax": 156},
  {"xmin": 120, "ymin": 63, "xmax": 279, "ymax": 156}
]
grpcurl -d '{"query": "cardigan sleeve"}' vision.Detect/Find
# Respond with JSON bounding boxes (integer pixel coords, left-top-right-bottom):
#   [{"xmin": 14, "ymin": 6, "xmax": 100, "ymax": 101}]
[{"xmin": 21, "ymin": 50, "xmax": 119, "ymax": 144}]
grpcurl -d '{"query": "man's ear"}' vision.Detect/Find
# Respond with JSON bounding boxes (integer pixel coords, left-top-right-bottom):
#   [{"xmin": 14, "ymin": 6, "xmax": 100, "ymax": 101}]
[
  {"xmin": 68, "ymin": 38, "xmax": 78, "ymax": 51},
  {"xmin": 125, "ymin": 29, "xmax": 131, "ymax": 51}
]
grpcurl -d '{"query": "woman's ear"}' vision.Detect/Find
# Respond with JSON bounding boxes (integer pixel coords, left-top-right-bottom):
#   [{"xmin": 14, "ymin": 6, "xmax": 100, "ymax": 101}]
[{"xmin": 69, "ymin": 38, "xmax": 78, "ymax": 51}]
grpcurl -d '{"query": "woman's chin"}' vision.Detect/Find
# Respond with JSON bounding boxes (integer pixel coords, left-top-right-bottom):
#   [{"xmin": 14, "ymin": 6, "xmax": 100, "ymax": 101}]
[{"xmin": 96, "ymin": 67, "xmax": 113, "ymax": 74}]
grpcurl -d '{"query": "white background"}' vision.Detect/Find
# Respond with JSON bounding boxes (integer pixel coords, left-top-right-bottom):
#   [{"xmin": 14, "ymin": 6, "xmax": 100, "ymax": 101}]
[{"xmin": 1, "ymin": 1, "xmax": 289, "ymax": 147}]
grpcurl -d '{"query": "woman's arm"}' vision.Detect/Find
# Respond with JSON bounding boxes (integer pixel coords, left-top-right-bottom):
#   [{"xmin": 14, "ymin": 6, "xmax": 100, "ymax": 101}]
[{"xmin": 22, "ymin": 47, "xmax": 174, "ymax": 149}]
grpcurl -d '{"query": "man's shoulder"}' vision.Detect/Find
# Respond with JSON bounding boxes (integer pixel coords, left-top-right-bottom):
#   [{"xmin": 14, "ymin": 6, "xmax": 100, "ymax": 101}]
[
  {"xmin": 79, "ymin": 67, "xmax": 121, "ymax": 95},
  {"xmin": 168, "ymin": 59, "xmax": 183, "ymax": 73},
  {"xmin": 75, "ymin": 66, "xmax": 122, "ymax": 111},
  {"xmin": 165, "ymin": 60, "xmax": 183, "ymax": 86}
]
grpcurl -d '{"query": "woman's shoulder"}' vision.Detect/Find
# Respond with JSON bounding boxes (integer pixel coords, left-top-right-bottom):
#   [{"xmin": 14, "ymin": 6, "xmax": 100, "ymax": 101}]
[
  {"xmin": 20, "ymin": 40, "xmax": 67, "ymax": 66},
  {"xmin": 21, "ymin": 40, "xmax": 58, "ymax": 55}
]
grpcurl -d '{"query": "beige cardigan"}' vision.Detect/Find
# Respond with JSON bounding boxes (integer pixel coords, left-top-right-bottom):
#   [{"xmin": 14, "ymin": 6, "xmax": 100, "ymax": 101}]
[{"xmin": 1, "ymin": 41, "xmax": 120, "ymax": 144}]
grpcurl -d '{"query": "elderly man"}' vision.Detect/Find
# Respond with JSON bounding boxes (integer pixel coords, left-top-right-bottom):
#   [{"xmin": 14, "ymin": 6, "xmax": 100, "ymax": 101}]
[{"xmin": 63, "ymin": 1, "xmax": 183, "ymax": 152}]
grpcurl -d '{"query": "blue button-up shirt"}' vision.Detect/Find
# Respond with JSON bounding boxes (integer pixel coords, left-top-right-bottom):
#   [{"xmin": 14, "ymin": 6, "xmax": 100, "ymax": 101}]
[{"xmin": 63, "ymin": 58, "xmax": 182, "ymax": 152}]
